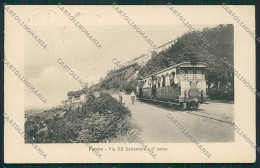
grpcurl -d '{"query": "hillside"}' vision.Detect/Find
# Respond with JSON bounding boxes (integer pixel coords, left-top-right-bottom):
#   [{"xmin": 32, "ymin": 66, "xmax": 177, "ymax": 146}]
[
  {"xmin": 94, "ymin": 24, "xmax": 234, "ymax": 100},
  {"xmin": 139, "ymin": 24, "xmax": 234, "ymax": 87},
  {"xmin": 24, "ymin": 24, "xmax": 234, "ymax": 144},
  {"xmin": 91, "ymin": 63, "xmax": 140, "ymax": 93},
  {"xmin": 25, "ymin": 92, "xmax": 135, "ymax": 143}
]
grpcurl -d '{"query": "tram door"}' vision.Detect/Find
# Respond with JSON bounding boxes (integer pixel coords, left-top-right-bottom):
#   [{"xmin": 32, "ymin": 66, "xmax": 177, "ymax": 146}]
[
  {"xmin": 139, "ymin": 87, "xmax": 143, "ymax": 98},
  {"xmin": 152, "ymin": 85, "xmax": 156, "ymax": 98},
  {"xmin": 152, "ymin": 75, "xmax": 156, "ymax": 98}
]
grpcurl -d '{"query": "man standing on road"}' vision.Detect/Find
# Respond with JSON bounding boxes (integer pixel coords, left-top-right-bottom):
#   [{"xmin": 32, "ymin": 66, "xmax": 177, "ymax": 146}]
[
  {"xmin": 130, "ymin": 90, "xmax": 136, "ymax": 105},
  {"xmin": 118, "ymin": 90, "xmax": 123, "ymax": 105}
]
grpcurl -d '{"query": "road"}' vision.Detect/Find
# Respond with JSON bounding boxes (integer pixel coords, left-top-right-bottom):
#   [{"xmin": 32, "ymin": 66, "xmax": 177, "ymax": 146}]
[{"xmin": 114, "ymin": 94, "xmax": 234, "ymax": 143}]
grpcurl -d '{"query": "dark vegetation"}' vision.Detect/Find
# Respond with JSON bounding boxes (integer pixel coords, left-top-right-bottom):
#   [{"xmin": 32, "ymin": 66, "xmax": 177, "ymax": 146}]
[
  {"xmin": 25, "ymin": 24, "xmax": 234, "ymax": 143},
  {"xmin": 98, "ymin": 63, "xmax": 140, "ymax": 93},
  {"xmin": 95, "ymin": 24, "xmax": 234, "ymax": 100},
  {"xmin": 25, "ymin": 92, "xmax": 132, "ymax": 143}
]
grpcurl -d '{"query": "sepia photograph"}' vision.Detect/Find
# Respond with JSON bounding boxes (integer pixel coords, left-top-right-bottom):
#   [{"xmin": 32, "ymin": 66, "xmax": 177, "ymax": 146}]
[{"xmin": 24, "ymin": 24, "xmax": 235, "ymax": 145}]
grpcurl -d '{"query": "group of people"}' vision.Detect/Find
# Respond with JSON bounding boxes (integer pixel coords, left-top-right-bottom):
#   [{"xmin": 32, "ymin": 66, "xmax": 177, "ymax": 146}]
[{"xmin": 118, "ymin": 90, "xmax": 136, "ymax": 105}]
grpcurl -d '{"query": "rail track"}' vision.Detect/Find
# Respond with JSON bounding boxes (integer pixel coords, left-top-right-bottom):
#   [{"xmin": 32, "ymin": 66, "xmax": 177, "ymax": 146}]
[{"xmin": 181, "ymin": 109, "xmax": 233, "ymax": 124}]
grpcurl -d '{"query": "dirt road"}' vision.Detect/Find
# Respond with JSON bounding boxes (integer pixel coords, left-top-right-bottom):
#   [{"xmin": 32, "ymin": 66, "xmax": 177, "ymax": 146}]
[{"xmin": 116, "ymin": 94, "xmax": 234, "ymax": 143}]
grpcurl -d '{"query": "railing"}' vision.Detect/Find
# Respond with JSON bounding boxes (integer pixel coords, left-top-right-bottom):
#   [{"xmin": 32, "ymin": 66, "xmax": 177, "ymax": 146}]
[
  {"xmin": 140, "ymin": 86, "xmax": 180, "ymax": 100},
  {"xmin": 156, "ymin": 86, "xmax": 180, "ymax": 99}
]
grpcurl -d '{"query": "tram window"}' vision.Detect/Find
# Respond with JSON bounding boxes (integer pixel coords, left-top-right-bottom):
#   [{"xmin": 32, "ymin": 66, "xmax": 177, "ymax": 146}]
[
  {"xmin": 187, "ymin": 70, "xmax": 193, "ymax": 79},
  {"xmin": 196, "ymin": 70, "xmax": 202, "ymax": 80},
  {"xmin": 170, "ymin": 72, "xmax": 175, "ymax": 86},
  {"xmin": 157, "ymin": 77, "xmax": 161, "ymax": 88},
  {"xmin": 162, "ymin": 76, "xmax": 166, "ymax": 87},
  {"xmin": 148, "ymin": 79, "xmax": 152, "ymax": 88}
]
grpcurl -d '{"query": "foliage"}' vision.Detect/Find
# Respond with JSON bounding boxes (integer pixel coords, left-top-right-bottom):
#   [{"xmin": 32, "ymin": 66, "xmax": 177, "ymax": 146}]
[
  {"xmin": 67, "ymin": 83, "xmax": 89, "ymax": 97},
  {"xmin": 97, "ymin": 25, "xmax": 234, "ymax": 100},
  {"xmin": 67, "ymin": 91, "xmax": 74, "ymax": 97},
  {"xmin": 25, "ymin": 93, "xmax": 132, "ymax": 143},
  {"xmin": 140, "ymin": 25, "xmax": 234, "ymax": 86},
  {"xmin": 99, "ymin": 63, "xmax": 140, "ymax": 92},
  {"xmin": 104, "ymin": 25, "xmax": 234, "ymax": 100}
]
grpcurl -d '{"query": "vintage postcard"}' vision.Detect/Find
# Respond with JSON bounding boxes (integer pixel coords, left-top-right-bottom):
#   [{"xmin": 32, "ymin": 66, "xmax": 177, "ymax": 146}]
[{"xmin": 4, "ymin": 4, "xmax": 256, "ymax": 163}]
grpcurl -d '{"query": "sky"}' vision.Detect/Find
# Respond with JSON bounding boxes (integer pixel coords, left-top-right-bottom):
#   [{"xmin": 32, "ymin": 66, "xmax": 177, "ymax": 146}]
[{"xmin": 23, "ymin": 6, "xmax": 218, "ymax": 109}]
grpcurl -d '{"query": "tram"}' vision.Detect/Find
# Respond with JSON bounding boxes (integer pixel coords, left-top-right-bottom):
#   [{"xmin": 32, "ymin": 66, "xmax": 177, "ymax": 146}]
[{"xmin": 137, "ymin": 62, "xmax": 207, "ymax": 110}]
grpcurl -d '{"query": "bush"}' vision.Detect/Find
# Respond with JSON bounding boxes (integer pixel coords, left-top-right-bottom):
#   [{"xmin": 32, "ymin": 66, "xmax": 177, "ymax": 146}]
[
  {"xmin": 25, "ymin": 92, "xmax": 132, "ymax": 143},
  {"xmin": 77, "ymin": 92, "xmax": 131, "ymax": 143}
]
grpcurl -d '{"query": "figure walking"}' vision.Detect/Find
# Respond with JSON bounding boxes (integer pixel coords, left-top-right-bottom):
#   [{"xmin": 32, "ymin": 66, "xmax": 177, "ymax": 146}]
[
  {"xmin": 130, "ymin": 90, "xmax": 136, "ymax": 105},
  {"xmin": 118, "ymin": 90, "xmax": 123, "ymax": 105}
]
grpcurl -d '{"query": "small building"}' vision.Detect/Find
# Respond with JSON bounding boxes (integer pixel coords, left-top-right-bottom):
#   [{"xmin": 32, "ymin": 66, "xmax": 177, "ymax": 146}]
[
  {"xmin": 63, "ymin": 99, "xmax": 72, "ymax": 105},
  {"xmin": 72, "ymin": 95, "xmax": 81, "ymax": 103},
  {"xmin": 62, "ymin": 91, "xmax": 87, "ymax": 106}
]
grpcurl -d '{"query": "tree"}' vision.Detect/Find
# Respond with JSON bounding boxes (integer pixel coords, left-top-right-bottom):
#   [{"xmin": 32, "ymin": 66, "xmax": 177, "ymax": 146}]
[
  {"xmin": 138, "ymin": 24, "xmax": 234, "ymax": 100},
  {"xmin": 67, "ymin": 91, "xmax": 74, "ymax": 97}
]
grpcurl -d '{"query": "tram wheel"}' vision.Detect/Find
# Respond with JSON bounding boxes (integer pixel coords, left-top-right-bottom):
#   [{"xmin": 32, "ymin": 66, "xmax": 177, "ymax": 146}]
[
  {"xmin": 179, "ymin": 103, "xmax": 184, "ymax": 111},
  {"xmin": 187, "ymin": 103, "xmax": 191, "ymax": 110},
  {"xmin": 194, "ymin": 103, "xmax": 199, "ymax": 111}
]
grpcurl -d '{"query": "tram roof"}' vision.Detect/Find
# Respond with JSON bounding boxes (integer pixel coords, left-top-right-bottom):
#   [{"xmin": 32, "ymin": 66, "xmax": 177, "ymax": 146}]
[{"xmin": 139, "ymin": 62, "xmax": 207, "ymax": 80}]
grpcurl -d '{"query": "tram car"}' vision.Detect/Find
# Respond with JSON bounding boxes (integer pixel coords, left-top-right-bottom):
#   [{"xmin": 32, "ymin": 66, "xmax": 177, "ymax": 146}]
[{"xmin": 137, "ymin": 62, "xmax": 207, "ymax": 110}]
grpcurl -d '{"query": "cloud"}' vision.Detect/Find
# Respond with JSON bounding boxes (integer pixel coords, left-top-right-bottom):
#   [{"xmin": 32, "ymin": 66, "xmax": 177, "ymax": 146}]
[{"xmin": 25, "ymin": 66, "xmax": 85, "ymax": 108}]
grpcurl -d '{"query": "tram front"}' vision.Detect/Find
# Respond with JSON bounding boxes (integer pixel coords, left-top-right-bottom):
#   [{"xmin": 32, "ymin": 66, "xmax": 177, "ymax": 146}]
[{"xmin": 177, "ymin": 62, "xmax": 207, "ymax": 110}]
